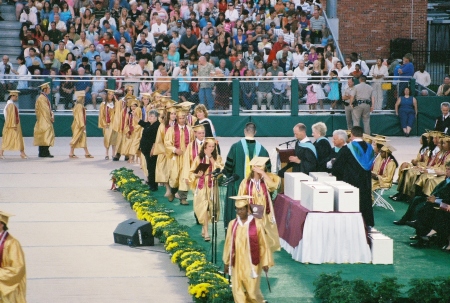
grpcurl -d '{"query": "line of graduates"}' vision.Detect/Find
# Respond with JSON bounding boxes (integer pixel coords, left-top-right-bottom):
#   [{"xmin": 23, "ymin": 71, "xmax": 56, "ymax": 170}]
[{"xmin": 390, "ymin": 130, "xmax": 450, "ymax": 250}]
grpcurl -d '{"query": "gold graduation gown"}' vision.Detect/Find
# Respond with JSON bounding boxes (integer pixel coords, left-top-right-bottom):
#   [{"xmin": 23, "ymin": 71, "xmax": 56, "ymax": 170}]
[
  {"xmin": 111, "ymin": 98, "xmax": 127, "ymax": 154},
  {"xmin": 98, "ymin": 101, "xmax": 117, "ymax": 148},
  {"xmin": 188, "ymin": 155, "xmax": 224, "ymax": 224},
  {"xmin": 164, "ymin": 124, "xmax": 194, "ymax": 190},
  {"xmin": 182, "ymin": 139, "xmax": 204, "ymax": 184},
  {"xmin": 415, "ymin": 151, "xmax": 450, "ymax": 188},
  {"xmin": 70, "ymin": 103, "xmax": 87, "ymax": 148},
  {"xmin": 397, "ymin": 148, "xmax": 429, "ymax": 188},
  {"xmin": 0, "ymin": 234, "xmax": 27, "ymax": 303},
  {"xmin": 238, "ymin": 173, "xmax": 281, "ymax": 253},
  {"xmin": 33, "ymin": 93, "xmax": 55, "ymax": 146},
  {"xmin": 223, "ymin": 217, "xmax": 273, "ymax": 303},
  {"xmin": 121, "ymin": 110, "xmax": 142, "ymax": 156},
  {"xmin": 154, "ymin": 123, "xmax": 172, "ymax": 183},
  {"xmin": 1, "ymin": 101, "xmax": 24, "ymax": 151},
  {"xmin": 371, "ymin": 156, "xmax": 397, "ymax": 191},
  {"xmin": 403, "ymin": 148, "xmax": 440, "ymax": 197}
]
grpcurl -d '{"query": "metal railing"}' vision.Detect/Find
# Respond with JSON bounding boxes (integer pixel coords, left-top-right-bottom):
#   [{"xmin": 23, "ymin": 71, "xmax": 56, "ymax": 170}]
[{"xmin": 0, "ymin": 75, "xmax": 415, "ymax": 115}]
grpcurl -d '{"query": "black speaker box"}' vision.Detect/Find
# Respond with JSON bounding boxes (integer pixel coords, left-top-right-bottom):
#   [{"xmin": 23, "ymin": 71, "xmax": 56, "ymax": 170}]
[{"xmin": 113, "ymin": 219, "xmax": 154, "ymax": 246}]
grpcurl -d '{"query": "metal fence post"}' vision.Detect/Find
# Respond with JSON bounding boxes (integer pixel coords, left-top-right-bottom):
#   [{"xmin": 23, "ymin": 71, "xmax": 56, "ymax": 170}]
[
  {"xmin": 107, "ymin": 78, "xmax": 116, "ymax": 90},
  {"xmin": 232, "ymin": 79, "xmax": 240, "ymax": 116},
  {"xmin": 409, "ymin": 78, "xmax": 416, "ymax": 95},
  {"xmin": 171, "ymin": 78, "xmax": 179, "ymax": 101},
  {"xmin": 46, "ymin": 77, "xmax": 53, "ymax": 108},
  {"xmin": 290, "ymin": 79, "xmax": 299, "ymax": 116}
]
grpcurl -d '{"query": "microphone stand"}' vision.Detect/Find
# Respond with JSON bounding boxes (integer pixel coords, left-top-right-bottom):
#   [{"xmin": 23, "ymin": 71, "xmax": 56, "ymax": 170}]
[
  {"xmin": 210, "ymin": 173, "xmax": 221, "ymax": 264},
  {"xmin": 279, "ymin": 139, "xmax": 296, "ymax": 149}
]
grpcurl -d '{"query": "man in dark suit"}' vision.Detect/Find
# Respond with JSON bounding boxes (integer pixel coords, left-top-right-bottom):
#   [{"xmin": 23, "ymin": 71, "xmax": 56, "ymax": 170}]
[
  {"xmin": 325, "ymin": 129, "xmax": 348, "ymax": 172},
  {"xmin": 406, "ymin": 161, "xmax": 450, "ymax": 247},
  {"xmin": 332, "ymin": 126, "xmax": 375, "ymax": 227},
  {"xmin": 278, "ymin": 123, "xmax": 318, "ymax": 177},
  {"xmin": 137, "ymin": 109, "xmax": 161, "ymax": 191},
  {"xmin": 394, "ymin": 161, "xmax": 450, "ymax": 226},
  {"xmin": 434, "ymin": 102, "xmax": 450, "ymax": 135}
]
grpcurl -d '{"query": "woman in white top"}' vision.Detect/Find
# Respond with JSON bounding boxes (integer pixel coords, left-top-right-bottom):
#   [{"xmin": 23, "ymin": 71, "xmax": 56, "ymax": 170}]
[
  {"xmin": 64, "ymin": 52, "xmax": 77, "ymax": 71},
  {"xmin": 12, "ymin": 56, "xmax": 29, "ymax": 90},
  {"xmin": 369, "ymin": 58, "xmax": 389, "ymax": 110}
]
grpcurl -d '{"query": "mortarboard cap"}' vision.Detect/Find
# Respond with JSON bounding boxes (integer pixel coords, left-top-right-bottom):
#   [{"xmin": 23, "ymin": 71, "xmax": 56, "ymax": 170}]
[
  {"xmin": 381, "ymin": 143, "xmax": 396, "ymax": 153},
  {"xmin": 8, "ymin": 90, "xmax": 20, "ymax": 97},
  {"xmin": 0, "ymin": 210, "xmax": 14, "ymax": 225},
  {"xmin": 192, "ymin": 124, "xmax": 205, "ymax": 131},
  {"xmin": 249, "ymin": 156, "xmax": 270, "ymax": 167},
  {"xmin": 229, "ymin": 195, "xmax": 253, "ymax": 208},
  {"xmin": 39, "ymin": 82, "xmax": 50, "ymax": 89}
]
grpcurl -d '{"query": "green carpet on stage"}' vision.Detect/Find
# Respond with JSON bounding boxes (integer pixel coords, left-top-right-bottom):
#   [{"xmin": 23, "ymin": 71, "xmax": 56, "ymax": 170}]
[{"xmin": 150, "ymin": 185, "xmax": 450, "ymax": 302}]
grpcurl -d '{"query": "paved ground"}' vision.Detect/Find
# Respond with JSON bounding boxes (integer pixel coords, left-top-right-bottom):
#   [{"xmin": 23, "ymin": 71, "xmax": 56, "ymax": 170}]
[{"xmin": 0, "ymin": 135, "xmax": 417, "ymax": 302}]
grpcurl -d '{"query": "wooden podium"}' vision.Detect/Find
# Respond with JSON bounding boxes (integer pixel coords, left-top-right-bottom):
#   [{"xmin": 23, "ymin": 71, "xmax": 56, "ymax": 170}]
[{"xmin": 276, "ymin": 148, "xmax": 295, "ymax": 193}]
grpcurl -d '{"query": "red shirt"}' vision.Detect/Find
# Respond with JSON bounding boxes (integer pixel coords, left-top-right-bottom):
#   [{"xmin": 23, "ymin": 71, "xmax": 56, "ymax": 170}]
[{"xmin": 99, "ymin": 38, "xmax": 118, "ymax": 48}]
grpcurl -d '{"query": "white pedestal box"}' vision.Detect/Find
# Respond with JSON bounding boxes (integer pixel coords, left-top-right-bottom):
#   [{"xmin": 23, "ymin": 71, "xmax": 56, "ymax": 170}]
[
  {"xmin": 300, "ymin": 182, "xmax": 334, "ymax": 212},
  {"xmin": 325, "ymin": 181, "xmax": 360, "ymax": 212},
  {"xmin": 284, "ymin": 172, "xmax": 313, "ymax": 200},
  {"xmin": 309, "ymin": 172, "xmax": 337, "ymax": 182},
  {"xmin": 369, "ymin": 233, "xmax": 393, "ymax": 265}
]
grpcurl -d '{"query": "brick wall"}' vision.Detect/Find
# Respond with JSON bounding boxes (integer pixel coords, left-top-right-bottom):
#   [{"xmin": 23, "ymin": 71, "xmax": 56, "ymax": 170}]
[{"xmin": 336, "ymin": 0, "xmax": 427, "ymax": 60}]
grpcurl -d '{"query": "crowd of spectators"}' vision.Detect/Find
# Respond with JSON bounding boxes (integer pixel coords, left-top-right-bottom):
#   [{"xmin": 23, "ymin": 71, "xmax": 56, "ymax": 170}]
[{"xmin": 0, "ymin": 0, "xmax": 431, "ymax": 110}]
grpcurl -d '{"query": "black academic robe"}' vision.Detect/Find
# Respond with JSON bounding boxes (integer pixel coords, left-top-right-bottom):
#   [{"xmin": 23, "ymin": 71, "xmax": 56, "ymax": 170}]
[
  {"xmin": 223, "ymin": 139, "xmax": 271, "ymax": 230},
  {"xmin": 435, "ymin": 115, "xmax": 450, "ymax": 135},
  {"xmin": 314, "ymin": 139, "xmax": 332, "ymax": 172},
  {"xmin": 332, "ymin": 143, "xmax": 374, "ymax": 227},
  {"xmin": 292, "ymin": 141, "xmax": 318, "ymax": 174}
]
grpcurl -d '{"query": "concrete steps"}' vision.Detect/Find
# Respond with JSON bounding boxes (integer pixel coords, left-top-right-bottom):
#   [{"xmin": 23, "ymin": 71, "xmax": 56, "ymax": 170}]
[{"xmin": 0, "ymin": 4, "xmax": 22, "ymax": 59}]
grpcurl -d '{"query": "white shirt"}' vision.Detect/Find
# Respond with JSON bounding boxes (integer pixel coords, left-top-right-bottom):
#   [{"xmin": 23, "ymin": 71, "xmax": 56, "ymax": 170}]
[
  {"xmin": 197, "ymin": 41, "xmax": 214, "ymax": 55},
  {"xmin": 341, "ymin": 65, "xmax": 355, "ymax": 77},
  {"xmin": 99, "ymin": 16, "xmax": 117, "ymax": 28},
  {"xmin": 293, "ymin": 66, "xmax": 309, "ymax": 84},
  {"xmin": 3, "ymin": 100, "xmax": 13, "ymax": 119},
  {"xmin": 369, "ymin": 65, "xmax": 389, "ymax": 82},
  {"xmin": 413, "ymin": 71, "xmax": 431, "ymax": 87},
  {"xmin": 151, "ymin": 23, "xmax": 167, "ymax": 35},
  {"xmin": 225, "ymin": 9, "xmax": 239, "ymax": 22}
]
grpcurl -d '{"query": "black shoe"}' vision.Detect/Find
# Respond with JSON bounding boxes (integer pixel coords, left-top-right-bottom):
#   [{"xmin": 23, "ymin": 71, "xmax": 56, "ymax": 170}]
[
  {"xmin": 149, "ymin": 187, "xmax": 158, "ymax": 192},
  {"xmin": 389, "ymin": 193, "xmax": 400, "ymax": 200},
  {"xmin": 406, "ymin": 220, "xmax": 417, "ymax": 228},
  {"xmin": 112, "ymin": 157, "xmax": 119, "ymax": 161},
  {"xmin": 393, "ymin": 220, "xmax": 407, "ymax": 226},
  {"xmin": 124, "ymin": 156, "xmax": 129, "ymax": 161},
  {"xmin": 410, "ymin": 235, "xmax": 419, "ymax": 240},
  {"xmin": 46, "ymin": 154, "xmax": 54, "ymax": 158},
  {"xmin": 410, "ymin": 240, "xmax": 430, "ymax": 248}
]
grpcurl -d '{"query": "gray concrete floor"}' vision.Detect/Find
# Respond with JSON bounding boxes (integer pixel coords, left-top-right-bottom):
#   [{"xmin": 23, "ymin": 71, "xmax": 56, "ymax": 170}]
[{"xmin": 0, "ymin": 135, "xmax": 416, "ymax": 302}]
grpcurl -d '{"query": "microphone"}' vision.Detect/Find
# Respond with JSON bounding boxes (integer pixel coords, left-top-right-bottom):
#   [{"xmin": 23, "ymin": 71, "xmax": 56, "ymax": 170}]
[
  {"xmin": 278, "ymin": 139, "xmax": 297, "ymax": 146},
  {"xmin": 204, "ymin": 168, "xmax": 221, "ymax": 176},
  {"xmin": 222, "ymin": 174, "xmax": 240, "ymax": 186}
]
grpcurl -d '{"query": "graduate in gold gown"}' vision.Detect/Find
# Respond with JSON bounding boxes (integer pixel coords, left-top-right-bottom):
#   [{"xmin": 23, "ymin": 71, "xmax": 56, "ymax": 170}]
[
  {"xmin": 121, "ymin": 99, "xmax": 143, "ymax": 163},
  {"xmin": 182, "ymin": 124, "xmax": 206, "ymax": 183},
  {"xmin": 238, "ymin": 156, "xmax": 281, "ymax": 253},
  {"xmin": 177, "ymin": 101, "xmax": 197, "ymax": 126},
  {"xmin": 154, "ymin": 103, "xmax": 177, "ymax": 197},
  {"xmin": 98, "ymin": 89, "xmax": 117, "ymax": 160},
  {"xmin": 371, "ymin": 143, "xmax": 398, "ymax": 192},
  {"xmin": 0, "ymin": 211, "xmax": 27, "ymax": 303},
  {"xmin": 0, "ymin": 91, "xmax": 27, "ymax": 159},
  {"xmin": 164, "ymin": 110, "xmax": 194, "ymax": 204},
  {"xmin": 402, "ymin": 132, "xmax": 442, "ymax": 198},
  {"xmin": 390, "ymin": 134, "xmax": 429, "ymax": 201},
  {"xmin": 33, "ymin": 82, "xmax": 55, "ymax": 158},
  {"xmin": 415, "ymin": 137, "xmax": 450, "ymax": 194},
  {"xmin": 188, "ymin": 138, "xmax": 223, "ymax": 241},
  {"xmin": 421, "ymin": 137, "xmax": 450, "ymax": 196},
  {"xmin": 69, "ymin": 91, "xmax": 94, "ymax": 158},
  {"xmin": 223, "ymin": 196, "xmax": 273, "ymax": 303},
  {"xmin": 112, "ymin": 85, "xmax": 134, "ymax": 161}
]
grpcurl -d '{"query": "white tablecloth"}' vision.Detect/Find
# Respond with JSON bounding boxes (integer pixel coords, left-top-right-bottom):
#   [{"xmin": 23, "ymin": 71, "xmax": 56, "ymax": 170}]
[{"xmin": 280, "ymin": 212, "xmax": 371, "ymax": 264}]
